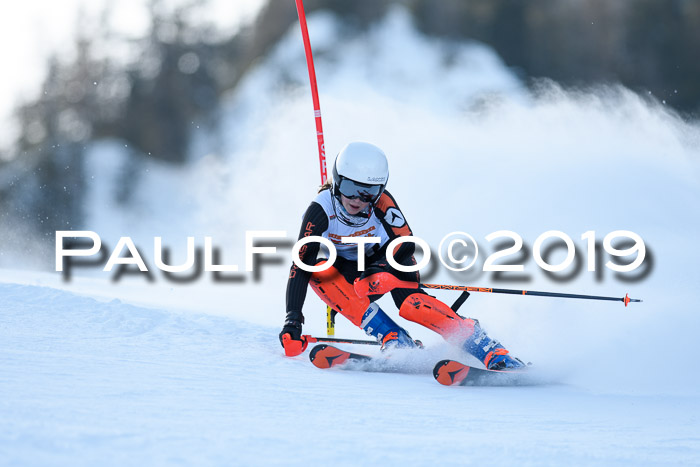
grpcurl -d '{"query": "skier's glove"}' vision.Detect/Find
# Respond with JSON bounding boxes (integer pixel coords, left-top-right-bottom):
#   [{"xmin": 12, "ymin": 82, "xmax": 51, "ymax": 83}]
[
  {"xmin": 279, "ymin": 310, "xmax": 304, "ymax": 343},
  {"xmin": 279, "ymin": 310, "xmax": 305, "ymax": 356}
]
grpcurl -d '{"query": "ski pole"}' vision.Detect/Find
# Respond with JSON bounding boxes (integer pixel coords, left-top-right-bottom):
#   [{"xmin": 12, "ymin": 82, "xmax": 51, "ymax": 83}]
[
  {"xmin": 303, "ymin": 335, "xmax": 380, "ymax": 346},
  {"xmin": 420, "ymin": 284, "xmax": 641, "ymax": 307},
  {"xmin": 282, "ymin": 334, "xmax": 378, "ymax": 357},
  {"xmin": 295, "ymin": 0, "xmax": 335, "ymax": 337},
  {"xmin": 353, "ymin": 273, "xmax": 642, "ymax": 307}
]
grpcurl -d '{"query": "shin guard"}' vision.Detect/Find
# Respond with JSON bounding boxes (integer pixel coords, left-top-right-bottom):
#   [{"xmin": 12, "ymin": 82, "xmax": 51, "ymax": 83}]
[
  {"xmin": 309, "ymin": 265, "xmax": 369, "ymax": 326},
  {"xmin": 398, "ymin": 293, "xmax": 476, "ymax": 343},
  {"xmin": 399, "ymin": 294, "xmax": 525, "ymax": 369}
]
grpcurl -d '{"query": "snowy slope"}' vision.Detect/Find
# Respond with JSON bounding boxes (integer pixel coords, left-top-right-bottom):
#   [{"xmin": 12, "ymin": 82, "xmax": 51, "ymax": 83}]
[
  {"xmin": 3, "ymin": 6, "xmax": 700, "ymax": 464},
  {"xmin": 2, "ymin": 280, "xmax": 699, "ymax": 465}
]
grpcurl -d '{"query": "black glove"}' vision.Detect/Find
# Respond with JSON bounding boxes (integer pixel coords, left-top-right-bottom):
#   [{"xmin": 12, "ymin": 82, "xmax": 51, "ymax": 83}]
[{"xmin": 279, "ymin": 310, "xmax": 304, "ymax": 347}]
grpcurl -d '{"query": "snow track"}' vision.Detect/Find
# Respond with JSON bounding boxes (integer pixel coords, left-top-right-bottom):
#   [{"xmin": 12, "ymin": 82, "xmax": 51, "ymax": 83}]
[{"xmin": 1, "ymin": 281, "xmax": 699, "ymax": 465}]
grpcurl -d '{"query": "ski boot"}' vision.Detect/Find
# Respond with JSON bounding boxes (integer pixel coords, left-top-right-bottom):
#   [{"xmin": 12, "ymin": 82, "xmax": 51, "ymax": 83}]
[
  {"xmin": 361, "ymin": 302, "xmax": 421, "ymax": 350},
  {"xmin": 463, "ymin": 319, "xmax": 526, "ymax": 370}
]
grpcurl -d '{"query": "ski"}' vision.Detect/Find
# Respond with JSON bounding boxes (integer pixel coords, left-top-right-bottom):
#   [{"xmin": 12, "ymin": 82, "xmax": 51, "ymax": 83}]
[
  {"xmin": 309, "ymin": 345, "xmax": 538, "ymax": 383},
  {"xmin": 308, "ymin": 344, "xmax": 434, "ymax": 374},
  {"xmin": 309, "ymin": 344, "xmax": 373, "ymax": 369},
  {"xmin": 433, "ymin": 359, "xmax": 534, "ymax": 386}
]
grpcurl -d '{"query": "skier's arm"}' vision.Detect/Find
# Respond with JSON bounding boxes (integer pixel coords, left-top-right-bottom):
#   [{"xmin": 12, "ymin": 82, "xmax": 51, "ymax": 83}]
[
  {"xmin": 374, "ymin": 190, "xmax": 415, "ymax": 262},
  {"xmin": 281, "ymin": 202, "xmax": 329, "ymax": 343}
]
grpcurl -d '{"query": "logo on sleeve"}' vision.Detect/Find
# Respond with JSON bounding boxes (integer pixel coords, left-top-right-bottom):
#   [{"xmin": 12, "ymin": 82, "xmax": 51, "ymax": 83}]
[{"xmin": 385, "ymin": 207, "xmax": 406, "ymax": 228}]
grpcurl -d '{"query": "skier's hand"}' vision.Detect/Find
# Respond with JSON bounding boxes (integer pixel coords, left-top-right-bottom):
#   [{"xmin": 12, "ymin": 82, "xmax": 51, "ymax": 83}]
[
  {"xmin": 279, "ymin": 310, "xmax": 304, "ymax": 347},
  {"xmin": 280, "ymin": 311, "xmax": 307, "ymax": 356},
  {"xmin": 279, "ymin": 323, "xmax": 302, "ymax": 345}
]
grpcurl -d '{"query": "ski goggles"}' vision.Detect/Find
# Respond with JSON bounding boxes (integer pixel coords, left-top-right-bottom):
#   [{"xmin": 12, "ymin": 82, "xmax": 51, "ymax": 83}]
[{"xmin": 337, "ymin": 178, "xmax": 384, "ymax": 203}]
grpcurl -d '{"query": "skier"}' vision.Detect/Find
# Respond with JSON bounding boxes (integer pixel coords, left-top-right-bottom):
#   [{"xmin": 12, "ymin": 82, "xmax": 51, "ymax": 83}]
[{"xmin": 279, "ymin": 142, "xmax": 525, "ymax": 370}]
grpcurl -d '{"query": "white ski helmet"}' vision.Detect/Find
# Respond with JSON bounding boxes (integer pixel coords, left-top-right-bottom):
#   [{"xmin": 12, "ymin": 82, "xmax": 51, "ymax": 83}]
[{"xmin": 332, "ymin": 142, "xmax": 389, "ymax": 205}]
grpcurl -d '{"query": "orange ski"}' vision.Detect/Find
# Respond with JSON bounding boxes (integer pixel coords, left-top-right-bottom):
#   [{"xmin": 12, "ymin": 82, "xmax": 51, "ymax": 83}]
[
  {"xmin": 309, "ymin": 344, "xmax": 372, "ymax": 369},
  {"xmin": 433, "ymin": 359, "xmax": 533, "ymax": 386}
]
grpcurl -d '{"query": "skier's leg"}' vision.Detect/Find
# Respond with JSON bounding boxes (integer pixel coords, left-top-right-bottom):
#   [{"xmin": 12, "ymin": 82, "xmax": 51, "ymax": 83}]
[
  {"xmin": 309, "ymin": 260, "xmax": 418, "ymax": 348},
  {"xmin": 355, "ymin": 255, "xmax": 525, "ymax": 368},
  {"xmin": 398, "ymin": 292, "xmax": 526, "ymax": 369},
  {"xmin": 397, "ymin": 292, "xmax": 474, "ymax": 342},
  {"xmin": 309, "ymin": 263, "xmax": 368, "ymax": 326},
  {"xmin": 357, "ymin": 258, "xmax": 420, "ymax": 349},
  {"xmin": 360, "ymin": 302, "xmax": 420, "ymax": 349}
]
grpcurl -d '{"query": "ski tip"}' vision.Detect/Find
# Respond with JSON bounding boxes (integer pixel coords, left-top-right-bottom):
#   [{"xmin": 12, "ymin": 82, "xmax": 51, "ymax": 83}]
[{"xmin": 433, "ymin": 359, "xmax": 470, "ymax": 386}]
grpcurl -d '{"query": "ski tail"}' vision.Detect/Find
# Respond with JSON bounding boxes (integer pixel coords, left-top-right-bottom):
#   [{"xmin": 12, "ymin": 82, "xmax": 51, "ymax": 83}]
[
  {"xmin": 433, "ymin": 359, "xmax": 533, "ymax": 386},
  {"xmin": 309, "ymin": 344, "xmax": 372, "ymax": 369},
  {"xmin": 433, "ymin": 359, "xmax": 472, "ymax": 386}
]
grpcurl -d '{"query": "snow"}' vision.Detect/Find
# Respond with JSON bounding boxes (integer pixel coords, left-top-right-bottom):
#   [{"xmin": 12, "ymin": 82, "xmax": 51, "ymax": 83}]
[
  {"xmin": 2, "ymin": 5, "xmax": 700, "ymax": 465},
  {"xmin": 2, "ymin": 280, "xmax": 699, "ymax": 465}
]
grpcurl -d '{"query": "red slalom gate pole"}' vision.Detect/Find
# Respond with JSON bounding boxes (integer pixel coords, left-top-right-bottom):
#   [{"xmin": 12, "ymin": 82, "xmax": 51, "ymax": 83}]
[
  {"xmin": 295, "ymin": 0, "xmax": 327, "ymax": 184},
  {"xmin": 295, "ymin": 0, "xmax": 335, "ymax": 337}
]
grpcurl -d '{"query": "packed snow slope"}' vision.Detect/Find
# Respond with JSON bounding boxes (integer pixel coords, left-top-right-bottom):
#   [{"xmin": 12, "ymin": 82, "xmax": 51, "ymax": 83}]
[
  {"xmin": 1, "ymin": 280, "xmax": 699, "ymax": 465},
  {"xmin": 2, "ymin": 6, "xmax": 700, "ymax": 464}
]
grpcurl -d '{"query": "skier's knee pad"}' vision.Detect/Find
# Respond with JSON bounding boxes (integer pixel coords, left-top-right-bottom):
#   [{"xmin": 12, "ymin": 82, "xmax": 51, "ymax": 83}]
[
  {"xmin": 310, "ymin": 263, "xmax": 369, "ymax": 326},
  {"xmin": 353, "ymin": 271, "xmax": 417, "ymax": 298},
  {"xmin": 398, "ymin": 293, "xmax": 475, "ymax": 342}
]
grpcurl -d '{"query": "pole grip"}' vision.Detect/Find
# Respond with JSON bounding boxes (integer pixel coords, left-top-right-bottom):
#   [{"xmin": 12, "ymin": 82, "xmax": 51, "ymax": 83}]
[{"xmin": 282, "ymin": 334, "xmax": 309, "ymax": 357}]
